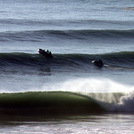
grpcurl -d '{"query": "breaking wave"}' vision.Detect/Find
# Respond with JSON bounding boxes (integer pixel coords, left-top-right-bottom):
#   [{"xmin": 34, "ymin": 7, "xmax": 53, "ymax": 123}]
[{"xmin": 0, "ymin": 90, "xmax": 134, "ymax": 116}]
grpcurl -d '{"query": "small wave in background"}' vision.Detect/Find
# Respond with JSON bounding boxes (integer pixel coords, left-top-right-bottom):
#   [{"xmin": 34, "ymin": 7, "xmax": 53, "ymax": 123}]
[{"xmin": 0, "ymin": 51, "xmax": 134, "ymax": 70}]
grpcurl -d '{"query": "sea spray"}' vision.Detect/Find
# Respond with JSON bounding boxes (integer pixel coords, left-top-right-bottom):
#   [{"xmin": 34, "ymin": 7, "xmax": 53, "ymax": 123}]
[{"xmin": 42, "ymin": 78, "xmax": 134, "ymax": 93}]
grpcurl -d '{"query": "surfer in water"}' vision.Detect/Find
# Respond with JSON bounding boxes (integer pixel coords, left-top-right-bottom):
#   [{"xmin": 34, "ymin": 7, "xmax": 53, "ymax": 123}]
[
  {"xmin": 92, "ymin": 59, "xmax": 104, "ymax": 68},
  {"xmin": 38, "ymin": 49, "xmax": 53, "ymax": 58}
]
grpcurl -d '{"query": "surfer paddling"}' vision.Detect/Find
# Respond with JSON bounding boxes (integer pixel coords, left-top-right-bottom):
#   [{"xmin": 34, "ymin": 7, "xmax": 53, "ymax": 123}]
[
  {"xmin": 38, "ymin": 49, "xmax": 53, "ymax": 58},
  {"xmin": 92, "ymin": 59, "xmax": 104, "ymax": 68}
]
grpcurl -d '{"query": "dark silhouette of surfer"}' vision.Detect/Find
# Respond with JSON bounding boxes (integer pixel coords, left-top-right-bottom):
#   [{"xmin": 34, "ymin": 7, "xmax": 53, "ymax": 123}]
[
  {"xmin": 38, "ymin": 49, "xmax": 53, "ymax": 58},
  {"xmin": 92, "ymin": 59, "xmax": 104, "ymax": 68}
]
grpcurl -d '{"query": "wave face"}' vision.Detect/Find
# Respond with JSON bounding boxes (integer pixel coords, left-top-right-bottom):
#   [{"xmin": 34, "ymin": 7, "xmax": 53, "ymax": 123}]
[
  {"xmin": 0, "ymin": 51, "xmax": 134, "ymax": 71},
  {"xmin": 0, "ymin": 91, "xmax": 105, "ymax": 116}
]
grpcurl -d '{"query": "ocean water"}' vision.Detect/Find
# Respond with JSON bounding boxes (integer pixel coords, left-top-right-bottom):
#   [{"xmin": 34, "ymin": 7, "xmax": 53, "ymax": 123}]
[{"xmin": 0, "ymin": 0, "xmax": 134, "ymax": 133}]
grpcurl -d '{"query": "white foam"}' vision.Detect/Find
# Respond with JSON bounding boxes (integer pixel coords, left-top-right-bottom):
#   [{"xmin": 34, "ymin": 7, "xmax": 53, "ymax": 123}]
[{"xmin": 112, "ymin": 91, "xmax": 134, "ymax": 112}]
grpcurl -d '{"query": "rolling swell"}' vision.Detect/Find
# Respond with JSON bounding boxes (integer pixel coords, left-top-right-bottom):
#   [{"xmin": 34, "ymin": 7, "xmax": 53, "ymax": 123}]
[
  {"xmin": 0, "ymin": 51, "xmax": 134, "ymax": 70},
  {"xmin": 0, "ymin": 29, "xmax": 134, "ymax": 42}
]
